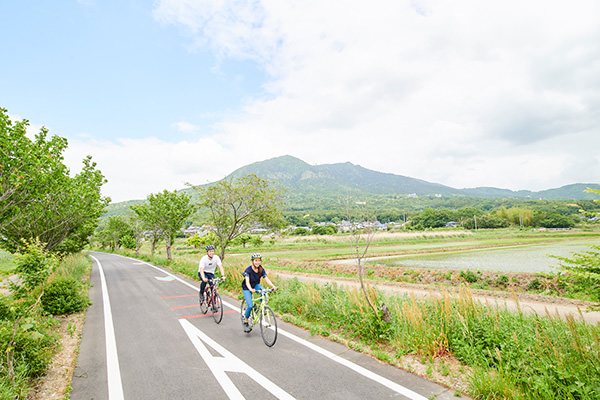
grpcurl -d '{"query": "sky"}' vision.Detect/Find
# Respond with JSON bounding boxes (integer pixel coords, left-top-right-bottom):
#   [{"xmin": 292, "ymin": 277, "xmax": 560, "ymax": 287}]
[{"xmin": 1, "ymin": 0, "xmax": 599, "ymax": 203}]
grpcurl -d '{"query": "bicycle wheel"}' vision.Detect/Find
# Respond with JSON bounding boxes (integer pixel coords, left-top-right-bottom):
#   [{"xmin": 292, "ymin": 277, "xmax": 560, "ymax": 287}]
[
  {"xmin": 260, "ymin": 306, "xmax": 277, "ymax": 347},
  {"xmin": 199, "ymin": 289, "xmax": 208, "ymax": 314},
  {"xmin": 240, "ymin": 299, "xmax": 248, "ymax": 328},
  {"xmin": 212, "ymin": 292, "xmax": 223, "ymax": 324}
]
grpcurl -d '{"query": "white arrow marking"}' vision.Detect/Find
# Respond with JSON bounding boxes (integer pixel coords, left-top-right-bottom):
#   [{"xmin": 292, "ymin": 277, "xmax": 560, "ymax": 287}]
[{"xmin": 179, "ymin": 319, "xmax": 295, "ymax": 400}]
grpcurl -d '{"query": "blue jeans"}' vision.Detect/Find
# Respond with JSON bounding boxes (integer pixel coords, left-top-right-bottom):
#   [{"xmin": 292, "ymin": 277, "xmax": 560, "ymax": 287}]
[{"xmin": 243, "ymin": 284, "xmax": 264, "ymax": 319}]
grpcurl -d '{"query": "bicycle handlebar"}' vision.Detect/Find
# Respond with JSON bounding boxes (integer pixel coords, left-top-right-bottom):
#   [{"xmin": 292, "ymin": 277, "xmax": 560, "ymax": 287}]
[{"xmin": 257, "ymin": 288, "xmax": 277, "ymax": 294}]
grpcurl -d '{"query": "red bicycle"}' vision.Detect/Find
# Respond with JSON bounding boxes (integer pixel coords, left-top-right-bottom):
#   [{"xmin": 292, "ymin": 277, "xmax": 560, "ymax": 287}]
[{"xmin": 199, "ymin": 277, "xmax": 225, "ymax": 324}]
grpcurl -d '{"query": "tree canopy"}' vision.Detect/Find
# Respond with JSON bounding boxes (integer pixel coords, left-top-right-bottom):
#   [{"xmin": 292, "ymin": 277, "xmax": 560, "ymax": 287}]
[
  {"xmin": 132, "ymin": 190, "xmax": 195, "ymax": 260},
  {"xmin": 0, "ymin": 108, "xmax": 109, "ymax": 253},
  {"xmin": 192, "ymin": 174, "xmax": 284, "ymax": 260}
]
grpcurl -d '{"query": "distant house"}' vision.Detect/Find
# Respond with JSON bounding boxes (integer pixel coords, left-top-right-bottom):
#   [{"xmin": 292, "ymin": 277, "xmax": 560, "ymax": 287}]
[
  {"xmin": 407, "ymin": 193, "xmax": 418, "ymax": 198},
  {"xmin": 445, "ymin": 221, "xmax": 459, "ymax": 228}
]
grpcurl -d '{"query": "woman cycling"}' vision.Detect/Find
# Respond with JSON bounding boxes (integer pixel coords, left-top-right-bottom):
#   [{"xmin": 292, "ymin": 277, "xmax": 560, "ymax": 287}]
[{"xmin": 242, "ymin": 253, "xmax": 277, "ymax": 332}]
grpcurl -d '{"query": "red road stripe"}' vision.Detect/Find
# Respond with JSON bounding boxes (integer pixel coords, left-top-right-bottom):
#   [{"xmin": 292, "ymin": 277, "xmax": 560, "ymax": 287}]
[
  {"xmin": 181, "ymin": 310, "xmax": 238, "ymax": 319},
  {"xmin": 171, "ymin": 304, "xmax": 198, "ymax": 310},
  {"xmin": 161, "ymin": 294, "xmax": 196, "ymax": 299}
]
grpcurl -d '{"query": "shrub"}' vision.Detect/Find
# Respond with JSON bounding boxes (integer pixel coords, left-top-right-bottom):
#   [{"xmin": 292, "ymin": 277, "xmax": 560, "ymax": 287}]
[
  {"xmin": 41, "ymin": 277, "xmax": 90, "ymax": 315},
  {"xmin": 527, "ymin": 278, "xmax": 542, "ymax": 291},
  {"xmin": 11, "ymin": 239, "xmax": 56, "ymax": 297},
  {"xmin": 497, "ymin": 274, "xmax": 509, "ymax": 286},
  {"xmin": 460, "ymin": 270, "xmax": 479, "ymax": 283},
  {"xmin": 0, "ymin": 317, "xmax": 57, "ymax": 379}
]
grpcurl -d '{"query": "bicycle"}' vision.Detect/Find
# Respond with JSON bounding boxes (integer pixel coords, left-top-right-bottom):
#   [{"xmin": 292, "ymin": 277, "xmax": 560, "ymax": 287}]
[
  {"xmin": 240, "ymin": 288, "xmax": 278, "ymax": 347},
  {"xmin": 199, "ymin": 277, "xmax": 225, "ymax": 324}
]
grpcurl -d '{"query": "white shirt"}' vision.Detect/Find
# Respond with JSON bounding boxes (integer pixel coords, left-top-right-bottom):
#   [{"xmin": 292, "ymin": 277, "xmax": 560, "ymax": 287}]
[{"xmin": 198, "ymin": 254, "xmax": 222, "ymax": 274}]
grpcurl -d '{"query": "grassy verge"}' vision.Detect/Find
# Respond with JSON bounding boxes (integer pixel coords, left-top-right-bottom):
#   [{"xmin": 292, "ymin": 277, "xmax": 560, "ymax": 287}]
[{"xmin": 0, "ymin": 252, "xmax": 92, "ymax": 400}]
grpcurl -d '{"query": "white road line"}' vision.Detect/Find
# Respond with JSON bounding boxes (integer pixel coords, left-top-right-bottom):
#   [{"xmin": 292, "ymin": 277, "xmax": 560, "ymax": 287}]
[
  {"xmin": 90, "ymin": 255, "xmax": 125, "ymax": 400},
  {"xmin": 180, "ymin": 319, "xmax": 295, "ymax": 399},
  {"xmin": 106, "ymin": 253, "xmax": 429, "ymax": 400}
]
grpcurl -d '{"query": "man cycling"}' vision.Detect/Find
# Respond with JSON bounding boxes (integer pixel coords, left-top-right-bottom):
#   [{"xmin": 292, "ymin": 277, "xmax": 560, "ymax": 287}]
[{"xmin": 199, "ymin": 244, "xmax": 226, "ymax": 304}]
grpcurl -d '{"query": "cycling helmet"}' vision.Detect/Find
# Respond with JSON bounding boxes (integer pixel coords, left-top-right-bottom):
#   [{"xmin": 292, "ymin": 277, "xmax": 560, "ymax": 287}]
[
  {"xmin": 250, "ymin": 252, "xmax": 262, "ymax": 260},
  {"xmin": 205, "ymin": 244, "xmax": 215, "ymax": 251}
]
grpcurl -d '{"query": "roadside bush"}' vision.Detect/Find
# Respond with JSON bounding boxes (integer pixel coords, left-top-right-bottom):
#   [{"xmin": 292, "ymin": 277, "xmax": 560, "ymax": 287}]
[
  {"xmin": 41, "ymin": 277, "xmax": 90, "ymax": 315},
  {"xmin": 10, "ymin": 239, "xmax": 57, "ymax": 297},
  {"xmin": 0, "ymin": 316, "xmax": 57, "ymax": 379},
  {"xmin": 553, "ymin": 244, "xmax": 600, "ymax": 303}
]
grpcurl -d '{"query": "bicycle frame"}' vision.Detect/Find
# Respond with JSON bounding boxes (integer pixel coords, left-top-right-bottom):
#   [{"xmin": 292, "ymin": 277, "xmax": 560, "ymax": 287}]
[
  {"xmin": 241, "ymin": 288, "xmax": 278, "ymax": 346},
  {"xmin": 200, "ymin": 277, "xmax": 224, "ymax": 324},
  {"xmin": 248, "ymin": 290, "xmax": 270, "ymax": 323}
]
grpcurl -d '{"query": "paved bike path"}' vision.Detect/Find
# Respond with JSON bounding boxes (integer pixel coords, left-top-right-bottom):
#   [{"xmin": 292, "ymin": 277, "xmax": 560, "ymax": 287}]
[{"xmin": 71, "ymin": 252, "xmax": 465, "ymax": 399}]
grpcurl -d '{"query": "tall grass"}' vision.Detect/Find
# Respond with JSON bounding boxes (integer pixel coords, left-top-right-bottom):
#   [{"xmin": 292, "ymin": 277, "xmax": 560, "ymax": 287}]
[
  {"xmin": 0, "ymin": 252, "xmax": 93, "ymax": 399},
  {"xmin": 268, "ymin": 278, "xmax": 600, "ymax": 400}
]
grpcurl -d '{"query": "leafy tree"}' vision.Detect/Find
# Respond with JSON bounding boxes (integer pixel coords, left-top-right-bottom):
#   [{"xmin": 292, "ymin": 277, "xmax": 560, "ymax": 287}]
[
  {"xmin": 292, "ymin": 227, "xmax": 310, "ymax": 236},
  {"xmin": 533, "ymin": 211, "xmax": 576, "ymax": 228},
  {"xmin": 553, "ymin": 245, "xmax": 600, "ymax": 303},
  {"xmin": 186, "ymin": 231, "xmax": 216, "ymax": 248},
  {"xmin": 250, "ymin": 234, "xmax": 264, "ymax": 247},
  {"xmin": 191, "ymin": 174, "xmax": 284, "ymax": 260},
  {"xmin": 127, "ymin": 215, "xmax": 146, "ymax": 256},
  {"xmin": 103, "ymin": 216, "xmax": 131, "ymax": 251},
  {"xmin": 312, "ymin": 224, "xmax": 338, "ymax": 235},
  {"xmin": 463, "ymin": 215, "xmax": 509, "ymax": 229},
  {"xmin": 232, "ymin": 232, "xmax": 252, "ymax": 248},
  {"xmin": 132, "ymin": 190, "xmax": 195, "ymax": 260},
  {"xmin": 0, "ymin": 109, "xmax": 109, "ymax": 252},
  {"xmin": 411, "ymin": 208, "xmax": 457, "ymax": 228}
]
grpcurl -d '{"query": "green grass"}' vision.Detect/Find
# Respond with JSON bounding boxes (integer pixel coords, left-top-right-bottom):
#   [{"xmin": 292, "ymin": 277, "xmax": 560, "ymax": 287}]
[
  {"xmin": 0, "ymin": 250, "xmax": 15, "ymax": 277},
  {"xmin": 0, "ymin": 252, "xmax": 92, "ymax": 400}
]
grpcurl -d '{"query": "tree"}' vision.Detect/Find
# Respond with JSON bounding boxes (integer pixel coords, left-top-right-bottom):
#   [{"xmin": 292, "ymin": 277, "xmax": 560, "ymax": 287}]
[
  {"xmin": 127, "ymin": 215, "xmax": 146, "ymax": 257},
  {"xmin": 346, "ymin": 199, "xmax": 380, "ymax": 317},
  {"xmin": 232, "ymin": 232, "xmax": 252, "ymax": 248},
  {"xmin": 552, "ymin": 186, "xmax": 600, "ymax": 304},
  {"xmin": 103, "ymin": 216, "xmax": 131, "ymax": 251},
  {"xmin": 191, "ymin": 174, "xmax": 284, "ymax": 260},
  {"xmin": 0, "ymin": 108, "xmax": 109, "ymax": 253},
  {"xmin": 132, "ymin": 190, "xmax": 195, "ymax": 260}
]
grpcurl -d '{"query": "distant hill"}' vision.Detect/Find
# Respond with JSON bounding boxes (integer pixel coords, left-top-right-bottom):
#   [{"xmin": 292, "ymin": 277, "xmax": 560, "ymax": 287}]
[
  {"xmin": 102, "ymin": 155, "xmax": 600, "ymax": 218},
  {"xmin": 229, "ymin": 155, "xmax": 599, "ymax": 199},
  {"xmin": 229, "ymin": 155, "xmax": 462, "ymax": 196}
]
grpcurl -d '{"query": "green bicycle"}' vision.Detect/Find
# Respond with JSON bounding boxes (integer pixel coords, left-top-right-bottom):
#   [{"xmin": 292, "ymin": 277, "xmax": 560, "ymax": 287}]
[{"xmin": 240, "ymin": 288, "xmax": 278, "ymax": 347}]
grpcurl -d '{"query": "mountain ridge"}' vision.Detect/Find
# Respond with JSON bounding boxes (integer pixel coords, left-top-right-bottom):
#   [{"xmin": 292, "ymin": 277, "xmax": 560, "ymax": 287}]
[{"xmin": 227, "ymin": 155, "xmax": 598, "ymax": 200}]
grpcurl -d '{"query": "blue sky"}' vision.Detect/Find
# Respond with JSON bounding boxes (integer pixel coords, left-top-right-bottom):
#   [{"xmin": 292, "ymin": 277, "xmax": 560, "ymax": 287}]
[{"xmin": 2, "ymin": 0, "xmax": 599, "ymax": 202}]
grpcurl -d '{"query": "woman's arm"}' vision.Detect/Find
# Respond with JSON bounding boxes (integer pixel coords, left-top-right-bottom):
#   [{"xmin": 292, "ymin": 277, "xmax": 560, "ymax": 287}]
[{"xmin": 245, "ymin": 275, "xmax": 255, "ymax": 292}]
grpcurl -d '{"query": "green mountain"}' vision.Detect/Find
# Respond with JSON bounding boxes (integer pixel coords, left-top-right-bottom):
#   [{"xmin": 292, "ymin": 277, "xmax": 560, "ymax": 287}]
[
  {"xmin": 102, "ymin": 155, "xmax": 600, "ymax": 219},
  {"xmin": 229, "ymin": 155, "xmax": 462, "ymax": 196},
  {"xmin": 229, "ymin": 155, "xmax": 599, "ymax": 199}
]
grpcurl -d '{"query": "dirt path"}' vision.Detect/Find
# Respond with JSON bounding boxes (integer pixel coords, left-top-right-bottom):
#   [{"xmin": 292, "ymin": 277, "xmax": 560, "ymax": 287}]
[{"xmin": 273, "ymin": 271, "xmax": 600, "ymax": 325}]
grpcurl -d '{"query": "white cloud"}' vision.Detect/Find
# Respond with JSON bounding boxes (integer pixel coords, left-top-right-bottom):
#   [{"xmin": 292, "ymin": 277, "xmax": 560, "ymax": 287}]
[
  {"xmin": 173, "ymin": 121, "xmax": 200, "ymax": 133},
  {"xmin": 63, "ymin": 136, "xmax": 256, "ymax": 203},
  {"xmin": 88, "ymin": 0, "xmax": 600, "ymax": 201}
]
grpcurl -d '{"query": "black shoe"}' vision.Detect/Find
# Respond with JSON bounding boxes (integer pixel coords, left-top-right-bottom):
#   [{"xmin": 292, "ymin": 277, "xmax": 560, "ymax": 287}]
[{"xmin": 243, "ymin": 322, "xmax": 252, "ymax": 332}]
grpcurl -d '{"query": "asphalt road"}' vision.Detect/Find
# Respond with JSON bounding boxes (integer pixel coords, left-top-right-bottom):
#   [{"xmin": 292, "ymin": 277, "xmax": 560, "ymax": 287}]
[{"xmin": 71, "ymin": 252, "xmax": 465, "ymax": 400}]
